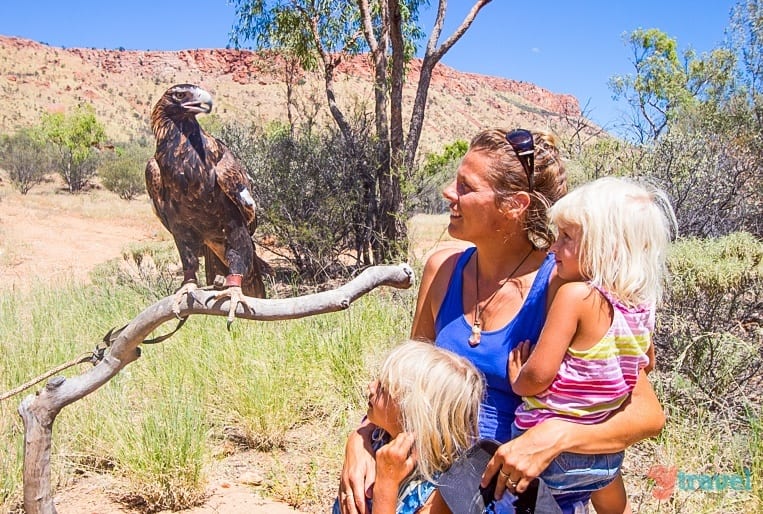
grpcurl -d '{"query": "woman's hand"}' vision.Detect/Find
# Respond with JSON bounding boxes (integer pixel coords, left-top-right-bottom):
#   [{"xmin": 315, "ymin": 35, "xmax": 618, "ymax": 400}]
[
  {"xmin": 481, "ymin": 418, "xmax": 567, "ymax": 499},
  {"xmin": 339, "ymin": 423, "xmax": 377, "ymax": 514},
  {"xmin": 376, "ymin": 432, "xmax": 416, "ymax": 486},
  {"xmin": 482, "ymin": 371, "xmax": 665, "ymax": 500}
]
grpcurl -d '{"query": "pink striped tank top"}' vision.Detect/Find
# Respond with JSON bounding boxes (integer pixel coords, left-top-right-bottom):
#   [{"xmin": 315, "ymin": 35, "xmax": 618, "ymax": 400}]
[{"xmin": 513, "ymin": 285, "xmax": 653, "ymax": 430}]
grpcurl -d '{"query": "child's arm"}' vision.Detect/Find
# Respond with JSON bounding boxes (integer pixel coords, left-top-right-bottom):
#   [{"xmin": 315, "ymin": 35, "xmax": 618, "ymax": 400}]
[
  {"xmin": 372, "ymin": 432, "xmax": 417, "ymax": 514},
  {"xmin": 508, "ymin": 282, "xmax": 589, "ymax": 397}
]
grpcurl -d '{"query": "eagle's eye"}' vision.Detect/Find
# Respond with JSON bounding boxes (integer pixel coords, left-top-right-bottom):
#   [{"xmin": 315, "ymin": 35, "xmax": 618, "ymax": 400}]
[{"xmin": 172, "ymin": 92, "xmax": 185, "ymax": 102}]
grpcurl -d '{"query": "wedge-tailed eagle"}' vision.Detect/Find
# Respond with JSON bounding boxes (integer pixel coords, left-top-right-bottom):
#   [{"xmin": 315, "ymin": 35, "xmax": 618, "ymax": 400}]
[{"xmin": 145, "ymin": 84, "xmax": 265, "ymax": 323}]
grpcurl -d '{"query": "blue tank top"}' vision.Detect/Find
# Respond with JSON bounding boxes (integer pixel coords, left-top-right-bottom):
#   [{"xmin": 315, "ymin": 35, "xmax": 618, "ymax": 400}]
[{"xmin": 435, "ymin": 247, "xmax": 555, "ymax": 442}]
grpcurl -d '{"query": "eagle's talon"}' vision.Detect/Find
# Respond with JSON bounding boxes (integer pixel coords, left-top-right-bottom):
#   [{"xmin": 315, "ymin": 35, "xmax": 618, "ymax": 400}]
[
  {"xmin": 188, "ymin": 289, "xmax": 202, "ymax": 306},
  {"xmin": 209, "ymin": 286, "xmax": 245, "ymax": 328},
  {"xmin": 172, "ymin": 281, "xmax": 199, "ymax": 318}
]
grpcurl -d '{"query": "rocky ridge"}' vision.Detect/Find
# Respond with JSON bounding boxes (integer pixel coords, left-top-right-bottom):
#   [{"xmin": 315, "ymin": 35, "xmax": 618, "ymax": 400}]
[{"xmin": 0, "ymin": 35, "xmax": 585, "ymax": 156}]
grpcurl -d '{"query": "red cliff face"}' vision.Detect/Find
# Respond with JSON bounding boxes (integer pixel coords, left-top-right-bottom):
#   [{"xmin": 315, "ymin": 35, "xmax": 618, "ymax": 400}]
[{"xmin": 0, "ymin": 35, "xmax": 586, "ymax": 152}]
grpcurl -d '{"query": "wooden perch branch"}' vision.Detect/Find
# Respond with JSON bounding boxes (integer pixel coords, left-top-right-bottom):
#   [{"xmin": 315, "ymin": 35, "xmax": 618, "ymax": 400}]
[{"xmin": 18, "ymin": 263, "xmax": 414, "ymax": 514}]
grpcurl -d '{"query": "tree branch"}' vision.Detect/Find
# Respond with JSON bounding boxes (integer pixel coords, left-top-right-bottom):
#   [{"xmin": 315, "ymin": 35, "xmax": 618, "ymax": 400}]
[{"xmin": 18, "ymin": 264, "xmax": 414, "ymax": 514}]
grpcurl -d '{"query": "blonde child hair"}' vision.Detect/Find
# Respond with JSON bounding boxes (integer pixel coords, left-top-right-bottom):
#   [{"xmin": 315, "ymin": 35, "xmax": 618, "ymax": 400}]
[
  {"xmin": 547, "ymin": 176, "xmax": 677, "ymax": 307},
  {"xmin": 376, "ymin": 340, "xmax": 484, "ymax": 483}
]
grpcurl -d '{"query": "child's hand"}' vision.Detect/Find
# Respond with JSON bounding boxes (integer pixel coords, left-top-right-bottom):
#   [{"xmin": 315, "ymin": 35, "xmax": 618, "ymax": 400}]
[
  {"xmin": 375, "ymin": 432, "xmax": 416, "ymax": 485},
  {"xmin": 373, "ymin": 432, "xmax": 416, "ymax": 512},
  {"xmin": 508, "ymin": 340, "xmax": 532, "ymax": 383}
]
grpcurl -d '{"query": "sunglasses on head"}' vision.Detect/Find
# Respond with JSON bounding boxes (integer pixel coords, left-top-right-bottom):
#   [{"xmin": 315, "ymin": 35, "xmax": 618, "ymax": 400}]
[{"xmin": 506, "ymin": 129, "xmax": 535, "ymax": 194}]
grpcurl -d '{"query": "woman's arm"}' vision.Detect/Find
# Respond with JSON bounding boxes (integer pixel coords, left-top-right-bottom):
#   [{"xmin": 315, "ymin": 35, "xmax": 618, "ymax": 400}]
[
  {"xmin": 372, "ymin": 433, "xmax": 417, "ymax": 514},
  {"xmin": 410, "ymin": 248, "xmax": 461, "ymax": 341},
  {"xmin": 339, "ymin": 419, "xmax": 378, "ymax": 514},
  {"xmin": 483, "ymin": 369, "xmax": 665, "ymax": 497}
]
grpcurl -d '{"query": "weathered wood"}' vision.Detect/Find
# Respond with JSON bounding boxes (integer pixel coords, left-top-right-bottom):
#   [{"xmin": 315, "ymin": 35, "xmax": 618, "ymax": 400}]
[{"xmin": 17, "ymin": 263, "xmax": 414, "ymax": 514}]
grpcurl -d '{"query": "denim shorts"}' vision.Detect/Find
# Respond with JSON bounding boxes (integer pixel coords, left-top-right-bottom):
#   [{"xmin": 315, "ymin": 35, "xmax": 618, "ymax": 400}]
[{"xmin": 512, "ymin": 423, "xmax": 623, "ymax": 495}]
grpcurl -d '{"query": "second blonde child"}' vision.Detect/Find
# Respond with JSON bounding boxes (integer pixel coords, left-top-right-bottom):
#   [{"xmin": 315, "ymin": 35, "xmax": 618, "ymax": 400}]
[
  {"xmin": 508, "ymin": 177, "xmax": 676, "ymax": 513},
  {"xmin": 336, "ymin": 341, "xmax": 485, "ymax": 514}
]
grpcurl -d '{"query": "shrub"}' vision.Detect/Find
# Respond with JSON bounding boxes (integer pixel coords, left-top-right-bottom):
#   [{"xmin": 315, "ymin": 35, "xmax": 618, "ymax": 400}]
[
  {"xmin": 222, "ymin": 121, "xmax": 378, "ymax": 281},
  {"xmin": 656, "ymin": 232, "xmax": 763, "ymax": 414},
  {"xmin": 91, "ymin": 242, "xmax": 183, "ymax": 301},
  {"xmin": 0, "ymin": 130, "xmax": 50, "ymax": 194},
  {"xmin": 100, "ymin": 143, "xmax": 152, "ymax": 200},
  {"xmin": 636, "ymin": 125, "xmax": 762, "ymax": 238}
]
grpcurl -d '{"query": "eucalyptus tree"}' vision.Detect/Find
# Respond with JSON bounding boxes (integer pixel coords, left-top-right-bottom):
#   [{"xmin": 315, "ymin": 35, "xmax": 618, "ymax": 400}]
[
  {"xmin": 609, "ymin": 28, "xmax": 735, "ymax": 144},
  {"xmin": 39, "ymin": 105, "xmax": 107, "ymax": 193},
  {"xmin": 229, "ymin": 0, "xmax": 492, "ymax": 262}
]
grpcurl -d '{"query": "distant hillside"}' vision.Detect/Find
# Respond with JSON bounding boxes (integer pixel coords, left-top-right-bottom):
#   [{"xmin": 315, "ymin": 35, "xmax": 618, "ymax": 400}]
[{"xmin": 0, "ymin": 35, "xmax": 592, "ymax": 158}]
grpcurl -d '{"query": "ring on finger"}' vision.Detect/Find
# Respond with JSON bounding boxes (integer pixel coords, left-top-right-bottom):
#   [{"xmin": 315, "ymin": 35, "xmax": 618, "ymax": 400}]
[
  {"xmin": 507, "ymin": 478, "xmax": 518, "ymax": 488},
  {"xmin": 498, "ymin": 468, "xmax": 510, "ymax": 479}
]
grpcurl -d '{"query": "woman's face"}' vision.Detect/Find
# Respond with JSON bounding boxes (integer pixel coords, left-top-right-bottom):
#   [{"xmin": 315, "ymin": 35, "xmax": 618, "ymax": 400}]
[
  {"xmin": 549, "ymin": 223, "xmax": 583, "ymax": 281},
  {"xmin": 442, "ymin": 150, "xmax": 507, "ymax": 242},
  {"xmin": 366, "ymin": 379, "xmax": 402, "ymax": 437}
]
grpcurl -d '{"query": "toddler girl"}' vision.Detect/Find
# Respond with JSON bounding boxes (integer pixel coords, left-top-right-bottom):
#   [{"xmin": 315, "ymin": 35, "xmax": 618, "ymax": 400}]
[{"xmin": 508, "ymin": 177, "xmax": 676, "ymax": 513}]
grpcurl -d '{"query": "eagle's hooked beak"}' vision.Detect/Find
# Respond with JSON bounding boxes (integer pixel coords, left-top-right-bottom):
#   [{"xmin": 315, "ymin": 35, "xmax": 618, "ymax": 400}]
[{"xmin": 183, "ymin": 89, "xmax": 213, "ymax": 114}]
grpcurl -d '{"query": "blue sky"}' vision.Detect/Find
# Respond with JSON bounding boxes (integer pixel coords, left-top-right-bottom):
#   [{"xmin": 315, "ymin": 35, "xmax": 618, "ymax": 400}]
[{"xmin": 0, "ymin": 1, "xmax": 737, "ymax": 131}]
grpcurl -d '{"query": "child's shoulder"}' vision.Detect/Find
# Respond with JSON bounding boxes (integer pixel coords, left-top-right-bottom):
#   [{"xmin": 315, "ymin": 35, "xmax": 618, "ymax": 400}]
[
  {"xmin": 555, "ymin": 281, "xmax": 609, "ymax": 311},
  {"xmin": 556, "ymin": 280, "xmax": 595, "ymax": 299}
]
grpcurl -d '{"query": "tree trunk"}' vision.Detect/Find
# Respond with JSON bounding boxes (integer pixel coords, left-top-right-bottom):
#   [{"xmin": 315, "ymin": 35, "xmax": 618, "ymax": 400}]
[
  {"xmin": 375, "ymin": 0, "xmax": 409, "ymax": 263},
  {"xmin": 404, "ymin": 0, "xmax": 493, "ymax": 171}
]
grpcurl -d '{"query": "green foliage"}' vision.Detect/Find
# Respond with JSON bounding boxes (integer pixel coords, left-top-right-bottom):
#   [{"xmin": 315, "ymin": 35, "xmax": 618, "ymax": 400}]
[
  {"xmin": 197, "ymin": 113, "xmax": 224, "ymax": 136},
  {"xmin": 222, "ymin": 120, "xmax": 379, "ymax": 279},
  {"xmin": 610, "ymin": 28, "xmax": 735, "ymax": 142},
  {"xmin": 228, "ymin": 1, "xmax": 425, "ymax": 67},
  {"xmin": 40, "ymin": 104, "xmax": 107, "ymax": 192},
  {"xmin": 420, "ymin": 139, "xmax": 468, "ymax": 177},
  {"xmin": 656, "ymin": 232, "xmax": 762, "ymax": 410},
  {"xmin": 411, "ymin": 140, "xmax": 468, "ymax": 214},
  {"xmin": 99, "ymin": 143, "xmax": 152, "ymax": 200},
  {"xmin": 0, "ymin": 129, "xmax": 51, "ymax": 194}
]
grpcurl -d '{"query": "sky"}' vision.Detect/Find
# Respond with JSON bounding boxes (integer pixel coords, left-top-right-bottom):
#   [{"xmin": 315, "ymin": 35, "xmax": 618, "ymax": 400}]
[{"xmin": 0, "ymin": 1, "xmax": 738, "ymax": 132}]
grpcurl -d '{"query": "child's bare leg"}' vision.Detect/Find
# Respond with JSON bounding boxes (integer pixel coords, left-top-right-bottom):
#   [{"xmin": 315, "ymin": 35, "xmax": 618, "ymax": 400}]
[{"xmin": 590, "ymin": 473, "xmax": 631, "ymax": 514}]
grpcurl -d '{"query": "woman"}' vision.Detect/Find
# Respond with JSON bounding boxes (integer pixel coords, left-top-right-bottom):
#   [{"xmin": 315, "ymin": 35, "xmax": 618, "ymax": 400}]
[{"xmin": 339, "ymin": 129, "xmax": 665, "ymax": 514}]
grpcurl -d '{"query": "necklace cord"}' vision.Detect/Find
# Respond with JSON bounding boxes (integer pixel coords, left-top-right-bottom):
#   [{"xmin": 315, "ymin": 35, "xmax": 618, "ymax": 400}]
[{"xmin": 469, "ymin": 248, "xmax": 534, "ymax": 346}]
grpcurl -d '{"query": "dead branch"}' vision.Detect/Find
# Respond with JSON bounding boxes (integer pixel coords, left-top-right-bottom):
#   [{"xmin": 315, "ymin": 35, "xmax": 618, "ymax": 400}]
[{"xmin": 18, "ymin": 263, "xmax": 414, "ymax": 514}]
